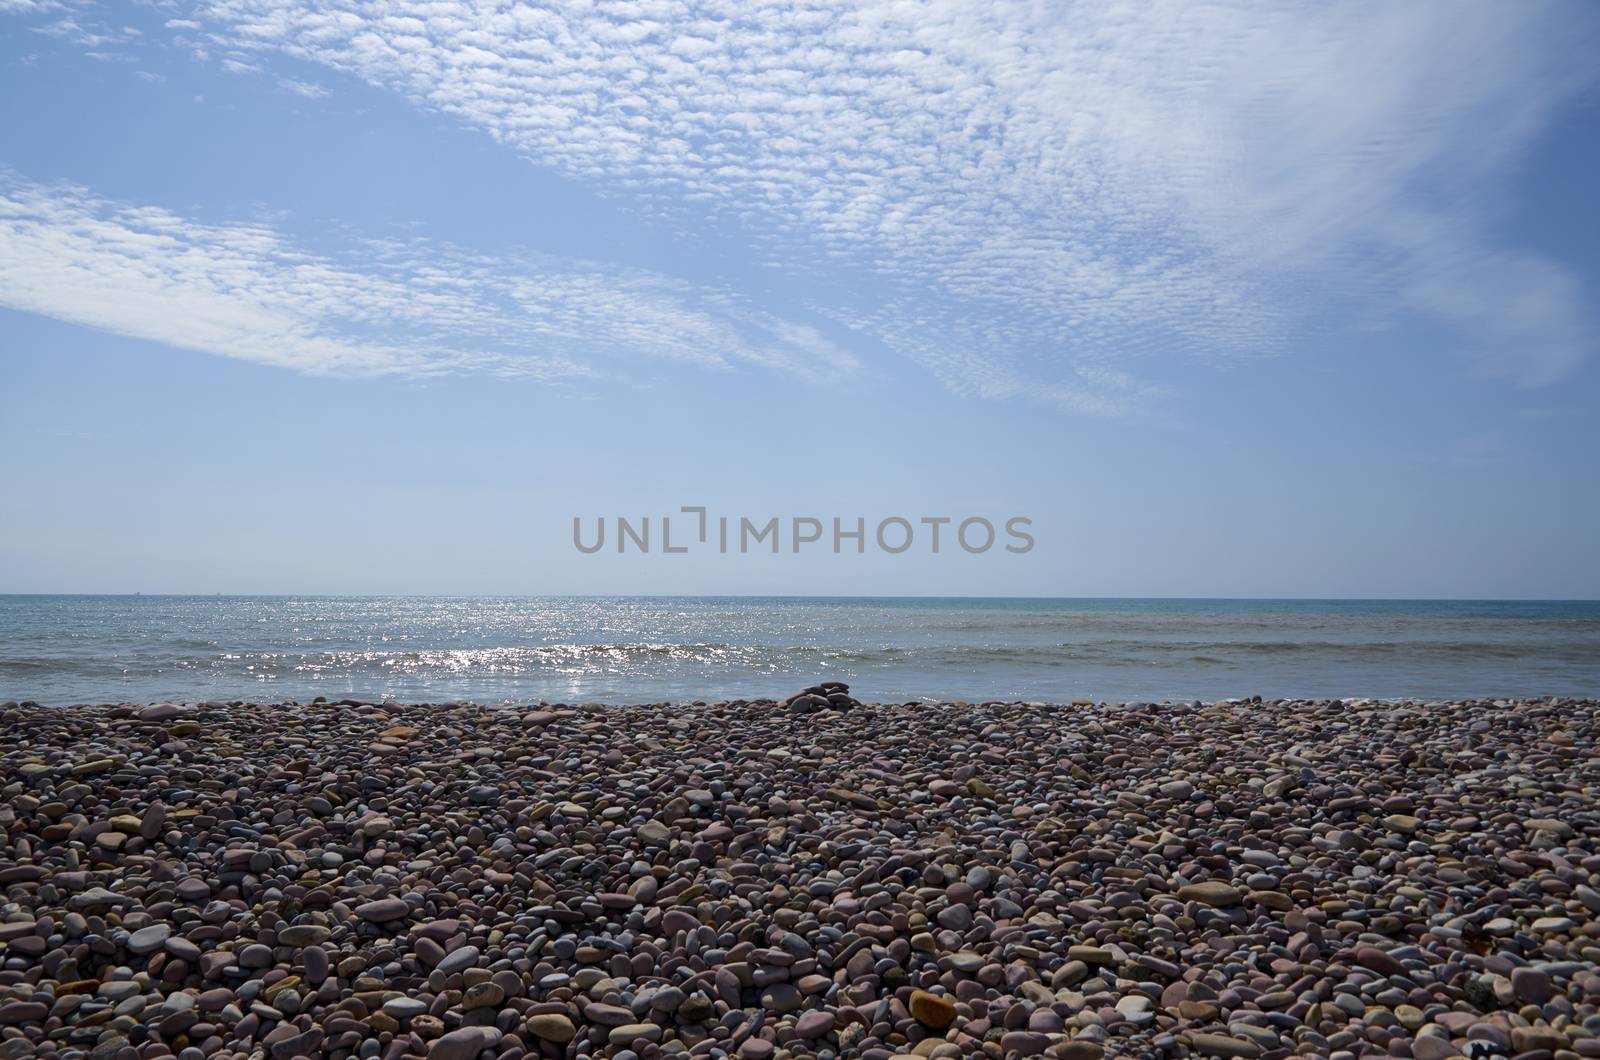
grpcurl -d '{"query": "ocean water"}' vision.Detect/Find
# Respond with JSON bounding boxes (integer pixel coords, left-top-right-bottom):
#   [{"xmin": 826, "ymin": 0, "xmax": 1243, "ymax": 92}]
[{"xmin": 1, "ymin": 595, "xmax": 1597, "ymax": 706}]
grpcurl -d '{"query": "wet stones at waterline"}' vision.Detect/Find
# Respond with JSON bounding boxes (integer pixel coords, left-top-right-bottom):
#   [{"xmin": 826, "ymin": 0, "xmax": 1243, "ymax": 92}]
[{"xmin": 0, "ymin": 696, "xmax": 1598, "ymax": 1059}]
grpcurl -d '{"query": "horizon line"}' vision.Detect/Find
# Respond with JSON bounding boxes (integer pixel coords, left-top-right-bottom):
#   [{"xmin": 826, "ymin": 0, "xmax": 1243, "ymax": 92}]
[{"xmin": 2, "ymin": 592, "xmax": 1598, "ymax": 604}]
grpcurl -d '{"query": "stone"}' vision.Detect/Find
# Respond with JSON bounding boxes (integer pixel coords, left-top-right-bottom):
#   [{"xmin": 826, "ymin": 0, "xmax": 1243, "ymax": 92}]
[
  {"xmin": 526, "ymin": 1013, "xmax": 576, "ymax": 1042},
  {"xmin": 909, "ymin": 989, "xmax": 956, "ymax": 1029},
  {"xmin": 383, "ymin": 998, "xmax": 429, "ymax": 1020},
  {"xmin": 794, "ymin": 1010, "xmax": 835, "ymax": 1038},
  {"xmin": 436, "ymin": 945, "xmax": 481, "ymax": 975},
  {"xmin": 427, "ymin": 1026, "xmax": 501, "ymax": 1060},
  {"xmin": 3, "ymin": 693, "xmax": 1598, "ymax": 1060},
  {"xmin": 462, "ymin": 981, "xmax": 503, "ymax": 1009},
  {"xmin": 279, "ymin": 924, "xmax": 331, "ymax": 947},
  {"xmin": 1353, "ymin": 944, "xmax": 1405, "ymax": 978},
  {"xmin": 1511, "ymin": 966, "xmax": 1553, "ymax": 1004},
  {"xmin": 999, "ymin": 1031, "xmax": 1051, "ymax": 1055},
  {"xmin": 0, "ymin": 1002, "xmax": 49, "ymax": 1025},
  {"xmin": 354, "ymin": 898, "xmax": 410, "ymax": 923},
  {"xmin": 609, "ymin": 1023, "xmax": 663, "ymax": 1046},
  {"xmin": 1177, "ymin": 881, "xmax": 1243, "ymax": 907},
  {"xmin": 127, "ymin": 923, "xmax": 171, "ymax": 954},
  {"xmin": 1186, "ymin": 1032, "xmax": 1262, "ymax": 1058}
]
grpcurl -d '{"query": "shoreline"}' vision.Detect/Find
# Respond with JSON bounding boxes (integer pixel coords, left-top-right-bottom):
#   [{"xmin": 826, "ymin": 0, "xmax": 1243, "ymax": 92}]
[
  {"xmin": 1, "ymin": 694, "xmax": 1596, "ymax": 1059},
  {"xmin": 5, "ymin": 694, "xmax": 1593, "ymax": 710}
]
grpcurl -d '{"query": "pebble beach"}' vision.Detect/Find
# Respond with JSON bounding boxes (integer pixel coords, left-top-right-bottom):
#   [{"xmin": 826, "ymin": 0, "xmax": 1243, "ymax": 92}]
[{"xmin": 1, "ymin": 692, "xmax": 1597, "ymax": 1060}]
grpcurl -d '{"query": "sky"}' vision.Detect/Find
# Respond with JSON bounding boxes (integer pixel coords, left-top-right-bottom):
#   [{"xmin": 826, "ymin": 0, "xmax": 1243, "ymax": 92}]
[{"xmin": 1, "ymin": 0, "xmax": 1598, "ymax": 598}]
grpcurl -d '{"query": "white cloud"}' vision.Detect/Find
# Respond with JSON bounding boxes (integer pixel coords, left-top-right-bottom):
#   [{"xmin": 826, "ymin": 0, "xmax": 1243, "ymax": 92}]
[
  {"xmin": 31, "ymin": 12, "xmax": 132, "ymax": 49},
  {"xmin": 0, "ymin": 173, "xmax": 858, "ymax": 381},
  {"xmin": 4, "ymin": 0, "xmax": 1596, "ymax": 407},
  {"xmin": 277, "ymin": 76, "xmax": 326, "ymax": 98},
  {"xmin": 164, "ymin": 0, "xmax": 1597, "ymax": 396}
]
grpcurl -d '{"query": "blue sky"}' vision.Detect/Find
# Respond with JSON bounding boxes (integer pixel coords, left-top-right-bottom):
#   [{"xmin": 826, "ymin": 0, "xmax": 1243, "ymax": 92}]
[{"xmin": 2, "ymin": 0, "xmax": 1598, "ymax": 598}]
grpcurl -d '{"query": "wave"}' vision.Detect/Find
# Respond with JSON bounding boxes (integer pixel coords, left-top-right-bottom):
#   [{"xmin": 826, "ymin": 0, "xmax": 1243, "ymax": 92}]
[
  {"xmin": 5, "ymin": 598, "xmax": 1600, "ymax": 704},
  {"xmin": 5, "ymin": 635, "xmax": 1599, "ymax": 682}
]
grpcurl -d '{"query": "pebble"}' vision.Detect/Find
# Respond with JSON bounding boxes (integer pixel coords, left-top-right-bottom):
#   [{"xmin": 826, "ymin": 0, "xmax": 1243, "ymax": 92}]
[
  {"xmin": 1177, "ymin": 880, "xmax": 1243, "ymax": 907},
  {"xmin": 526, "ymin": 1012, "xmax": 577, "ymax": 1042},
  {"xmin": 427, "ymin": 1026, "xmax": 500, "ymax": 1060},
  {"xmin": 353, "ymin": 897, "xmax": 409, "ymax": 922},
  {"xmin": 0, "ymin": 691, "xmax": 1595, "ymax": 1060},
  {"xmin": 909, "ymin": 989, "xmax": 957, "ymax": 1029},
  {"xmin": 126, "ymin": 923, "xmax": 170, "ymax": 954}
]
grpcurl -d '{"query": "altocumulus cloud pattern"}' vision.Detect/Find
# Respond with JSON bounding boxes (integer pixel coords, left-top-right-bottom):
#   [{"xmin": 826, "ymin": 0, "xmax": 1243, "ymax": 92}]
[{"xmin": 3, "ymin": 0, "xmax": 1598, "ymax": 411}]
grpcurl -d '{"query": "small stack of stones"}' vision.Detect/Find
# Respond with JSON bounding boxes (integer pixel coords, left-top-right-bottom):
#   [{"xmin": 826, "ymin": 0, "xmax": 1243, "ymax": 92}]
[
  {"xmin": 781, "ymin": 684, "xmax": 860, "ymax": 714},
  {"xmin": 0, "ymin": 695, "xmax": 1597, "ymax": 1060}
]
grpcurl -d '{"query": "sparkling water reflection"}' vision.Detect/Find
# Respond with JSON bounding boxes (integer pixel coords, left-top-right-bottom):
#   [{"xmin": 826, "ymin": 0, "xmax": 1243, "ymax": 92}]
[{"xmin": 2, "ymin": 595, "xmax": 1597, "ymax": 704}]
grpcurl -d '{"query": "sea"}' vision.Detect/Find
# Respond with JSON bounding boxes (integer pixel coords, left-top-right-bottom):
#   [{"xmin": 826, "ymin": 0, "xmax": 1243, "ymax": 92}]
[{"xmin": 1, "ymin": 595, "xmax": 1597, "ymax": 706}]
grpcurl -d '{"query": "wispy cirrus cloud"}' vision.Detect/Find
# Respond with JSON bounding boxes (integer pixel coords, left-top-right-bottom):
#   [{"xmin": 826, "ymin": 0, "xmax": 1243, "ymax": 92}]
[
  {"xmin": 154, "ymin": 0, "xmax": 1596, "ymax": 397},
  {"xmin": 0, "ymin": 173, "xmax": 858, "ymax": 381}
]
